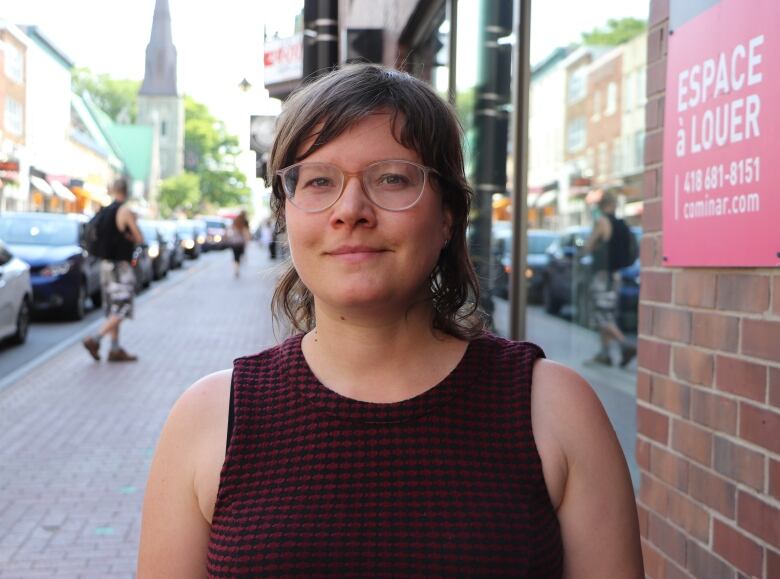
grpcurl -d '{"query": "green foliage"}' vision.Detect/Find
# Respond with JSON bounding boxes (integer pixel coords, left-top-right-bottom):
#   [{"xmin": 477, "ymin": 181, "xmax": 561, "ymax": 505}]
[
  {"xmin": 183, "ymin": 96, "xmax": 250, "ymax": 211},
  {"xmin": 158, "ymin": 173, "xmax": 200, "ymax": 217},
  {"xmin": 72, "ymin": 72, "xmax": 250, "ymax": 212},
  {"xmin": 72, "ymin": 67, "xmax": 140, "ymax": 123},
  {"xmin": 582, "ymin": 18, "xmax": 647, "ymax": 46}
]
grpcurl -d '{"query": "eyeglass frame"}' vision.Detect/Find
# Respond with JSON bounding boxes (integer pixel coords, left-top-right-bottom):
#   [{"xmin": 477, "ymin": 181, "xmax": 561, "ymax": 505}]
[{"xmin": 275, "ymin": 159, "xmax": 439, "ymax": 213}]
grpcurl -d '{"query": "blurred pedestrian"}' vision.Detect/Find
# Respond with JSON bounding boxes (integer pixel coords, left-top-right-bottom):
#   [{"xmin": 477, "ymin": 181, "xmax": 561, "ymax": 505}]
[
  {"xmin": 138, "ymin": 64, "xmax": 643, "ymax": 577},
  {"xmin": 227, "ymin": 210, "xmax": 251, "ymax": 278},
  {"xmin": 82, "ymin": 177, "xmax": 143, "ymax": 362},
  {"xmin": 583, "ymin": 190, "xmax": 637, "ymax": 368},
  {"xmin": 259, "ymin": 218, "xmax": 277, "ymax": 260}
]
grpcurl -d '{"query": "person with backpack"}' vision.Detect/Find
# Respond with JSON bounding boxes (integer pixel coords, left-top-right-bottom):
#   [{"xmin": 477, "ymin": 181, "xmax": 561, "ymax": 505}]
[
  {"xmin": 583, "ymin": 190, "xmax": 638, "ymax": 368},
  {"xmin": 82, "ymin": 177, "xmax": 144, "ymax": 362}
]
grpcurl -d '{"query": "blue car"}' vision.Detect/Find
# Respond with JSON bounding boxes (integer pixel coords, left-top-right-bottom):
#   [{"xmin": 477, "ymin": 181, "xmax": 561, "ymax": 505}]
[{"xmin": 0, "ymin": 212, "xmax": 102, "ymax": 320}]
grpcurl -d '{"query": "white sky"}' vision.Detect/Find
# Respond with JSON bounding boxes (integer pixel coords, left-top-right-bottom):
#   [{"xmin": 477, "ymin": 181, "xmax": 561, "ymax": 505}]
[{"xmin": 5, "ymin": 0, "xmax": 648, "ymax": 135}]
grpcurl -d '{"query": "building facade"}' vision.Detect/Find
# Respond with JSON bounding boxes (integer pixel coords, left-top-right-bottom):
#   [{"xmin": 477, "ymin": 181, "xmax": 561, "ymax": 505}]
[{"xmin": 0, "ymin": 21, "xmax": 28, "ymax": 213}]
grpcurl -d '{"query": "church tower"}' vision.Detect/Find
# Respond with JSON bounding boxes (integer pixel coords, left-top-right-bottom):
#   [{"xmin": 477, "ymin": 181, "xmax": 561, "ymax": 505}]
[{"xmin": 137, "ymin": 0, "xmax": 184, "ymax": 179}]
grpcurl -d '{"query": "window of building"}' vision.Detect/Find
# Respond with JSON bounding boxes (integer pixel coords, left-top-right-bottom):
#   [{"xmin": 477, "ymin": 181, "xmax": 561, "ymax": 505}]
[
  {"xmin": 568, "ymin": 67, "xmax": 586, "ymax": 104},
  {"xmin": 623, "ymin": 71, "xmax": 635, "ymax": 112},
  {"xmin": 4, "ymin": 97, "xmax": 23, "ymax": 135},
  {"xmin": 567, "ymin": 117, "xmax": 586, "ymax": 153},
  {"xmin": 591, "ymin": 90, "xmax": 601, "ymax": 120},
  {"xmin": 5, "ymin": 43, "xmax": 24, "ymax": 84},
  {"xmin": 161, "ymin": 120, "xmax": 167, "ymax": 137},
  {"xmin": 634, "ymin": 131, "xmax": 645, "ymax": 170},
  {"xmin": 637, "ymin": 67, "xmax": 646, "ymax": 107},
  {"xmin": 605, "ymin": 81, "xmax": 617, "ymax": 116}
]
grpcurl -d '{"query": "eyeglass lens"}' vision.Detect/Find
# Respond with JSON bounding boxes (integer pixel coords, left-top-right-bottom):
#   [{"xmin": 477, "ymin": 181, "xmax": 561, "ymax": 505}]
[{"xmin": 283, "ymin": 161, "xmax": 425, "ymax": 211}]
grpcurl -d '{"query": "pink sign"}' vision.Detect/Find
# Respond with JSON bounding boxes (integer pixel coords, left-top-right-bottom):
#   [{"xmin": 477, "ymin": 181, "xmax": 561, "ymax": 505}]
[{"xmin": 663, "ymin": 0, "xmax": 780, "ymax": 267}]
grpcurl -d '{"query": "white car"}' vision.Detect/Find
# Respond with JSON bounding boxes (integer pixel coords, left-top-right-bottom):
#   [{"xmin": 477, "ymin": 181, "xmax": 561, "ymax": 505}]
[{"xmin": 0, "ymin": 239, "xmax": 32, "ymax": 345}]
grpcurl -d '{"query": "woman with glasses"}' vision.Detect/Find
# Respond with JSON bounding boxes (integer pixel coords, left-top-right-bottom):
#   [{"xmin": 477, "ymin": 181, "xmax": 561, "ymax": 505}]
[{"xmin": 138, "ymin": 64, "xmax": 643, "ymax": 577}]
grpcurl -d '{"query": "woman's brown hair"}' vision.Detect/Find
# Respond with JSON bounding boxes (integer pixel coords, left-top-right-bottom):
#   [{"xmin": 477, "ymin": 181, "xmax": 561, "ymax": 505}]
[{"xmin": 269, "ymin": 63, "xmax": 484, "ymax": 339}]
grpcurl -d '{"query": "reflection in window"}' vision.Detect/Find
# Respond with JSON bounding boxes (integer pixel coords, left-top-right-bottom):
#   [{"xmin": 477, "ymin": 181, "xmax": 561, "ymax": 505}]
[{"xmin": 567, "ymin": 117, "xmax": 586, "ymax": 153}]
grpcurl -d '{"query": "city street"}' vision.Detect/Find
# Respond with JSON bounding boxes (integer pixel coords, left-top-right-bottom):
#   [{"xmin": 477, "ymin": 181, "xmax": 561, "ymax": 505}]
[
  {"xmin": 0, "ymin": 247, "xmax": 638, "ymax": 578},
  {"xmin": 0, "ymin": 245, "xmax": 278, "ymax": 578}
]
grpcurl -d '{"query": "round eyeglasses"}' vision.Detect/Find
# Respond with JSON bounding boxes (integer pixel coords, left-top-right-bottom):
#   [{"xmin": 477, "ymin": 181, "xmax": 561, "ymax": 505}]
[{"xmin": 276, "ymin": 159, "xmax": 437, "ymax": 213}]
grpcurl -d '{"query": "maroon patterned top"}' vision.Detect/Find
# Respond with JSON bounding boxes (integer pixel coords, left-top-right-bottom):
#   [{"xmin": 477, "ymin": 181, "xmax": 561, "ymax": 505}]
[{"xmin": 207, "ymin": 332, "xmax": 563, "ymax": 577}]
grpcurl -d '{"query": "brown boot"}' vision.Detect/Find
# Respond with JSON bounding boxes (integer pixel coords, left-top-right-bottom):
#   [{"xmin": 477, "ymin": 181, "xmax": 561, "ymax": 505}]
[
  {"xmin": 83, "ymin": 337, "xmax": 100, "ymax": 361},
  {"xmin": 108, "ymin": 348, "xmax": 138, "ymax": 362}
]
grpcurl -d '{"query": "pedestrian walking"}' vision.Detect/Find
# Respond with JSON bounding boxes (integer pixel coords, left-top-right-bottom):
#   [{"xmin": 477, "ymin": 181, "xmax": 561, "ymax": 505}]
[
  {"xmin": 227, "ymin": 210, "xmax": 251, "ymax": 278},
  {"xmin": 583, "ymin": 190, "xmax": 638, "ymax": 368},
  {"xmin": 137, "ymin": 64, "xmax": 643, "ymax": 577},
  {"xmin": 82, "ymin": 177, "xmax": 143, "ymax": 362}
]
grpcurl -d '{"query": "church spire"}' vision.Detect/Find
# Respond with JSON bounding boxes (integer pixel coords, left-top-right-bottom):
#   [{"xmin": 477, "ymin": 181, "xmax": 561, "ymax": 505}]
[{"xmin": 139, "ymin": 0, "xmax": 178, "ymax": 96}]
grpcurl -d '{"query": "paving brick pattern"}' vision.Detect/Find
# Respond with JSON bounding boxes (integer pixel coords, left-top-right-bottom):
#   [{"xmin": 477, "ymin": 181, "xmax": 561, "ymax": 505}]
[{"xmin": 0, "ymin": 246, "xmax": 280, "ymax": 578}]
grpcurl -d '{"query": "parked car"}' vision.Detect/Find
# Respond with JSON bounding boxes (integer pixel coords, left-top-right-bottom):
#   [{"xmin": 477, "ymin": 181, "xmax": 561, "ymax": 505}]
[
  {"xmin": 491, "ymin": 223, "xmax": 558, "ymax": 302},
  {"xmin": 542, "ymin": 225, "xmax": 641, "ymax": 332},
  {"xmin": 201, "ymin": 216, "xmax": 230, "ymax": 251},
  {"xmin": 192, "ymin": 219, "xmax": 208, "ymax": 254},
  {"xmin": 176, "ymin": 220, "xmax": 201, "ymax": 259},
  {"xmin": 0, "ymin": 239, "xmax": 33, "ymax": 345},
  {"xmin": 156, "ymin": 220, "xmax": 185, "ymax": 269},
  {"xmin": 131, "ymin": 243, "xmax": 154, "ymax": 292},
  {"xmin": 0, "ymin": 212, "xmax": 102, "ymax": 320},
  {"xmin": 138, "ymin": 219, "xmax": 171, "ymax": 280}
]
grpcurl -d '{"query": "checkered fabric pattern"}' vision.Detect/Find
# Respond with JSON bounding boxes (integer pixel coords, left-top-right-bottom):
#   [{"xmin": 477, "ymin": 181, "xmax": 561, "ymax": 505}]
[{"xmin": 206, "ymin": 332, "xmax": 563, "ymax": 577}]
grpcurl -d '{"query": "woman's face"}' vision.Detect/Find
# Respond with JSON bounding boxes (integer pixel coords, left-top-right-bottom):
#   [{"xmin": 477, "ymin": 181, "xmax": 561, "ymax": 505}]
[{"xmin": 285, "ymin": 113, "xmax": 452, "ymax": 317}]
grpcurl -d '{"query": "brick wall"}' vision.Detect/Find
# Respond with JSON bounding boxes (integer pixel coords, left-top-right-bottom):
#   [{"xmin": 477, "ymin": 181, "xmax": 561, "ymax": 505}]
[{"xmin": 637, "ymin": 1, "xmax": 780, "ymax": 578}]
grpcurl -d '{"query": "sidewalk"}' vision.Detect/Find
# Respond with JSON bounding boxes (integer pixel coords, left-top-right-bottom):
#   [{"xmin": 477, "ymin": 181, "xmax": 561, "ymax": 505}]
[{"xmin": 0, "ymin": 245, "xmax": 280, "ymax": 578}]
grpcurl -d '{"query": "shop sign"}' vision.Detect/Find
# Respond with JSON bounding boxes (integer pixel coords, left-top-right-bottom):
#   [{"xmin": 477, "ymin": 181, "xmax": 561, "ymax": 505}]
[
  {"xmin": 663, "ymin": 0, "xmax": 779, "ymax": 266},
  {"xmin": 264, "ymin": 34, "xmax": 303, "ymax": 85}
]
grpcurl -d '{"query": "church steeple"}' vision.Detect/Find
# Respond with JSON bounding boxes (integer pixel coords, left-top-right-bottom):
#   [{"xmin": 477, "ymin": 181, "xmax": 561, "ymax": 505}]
[{"xmin": 139, "ymin": 0, "xmax": 178, "ymax": 96}]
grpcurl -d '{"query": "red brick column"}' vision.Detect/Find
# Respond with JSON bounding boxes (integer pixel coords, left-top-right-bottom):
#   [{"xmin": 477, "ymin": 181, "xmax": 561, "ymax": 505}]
[{"xmin": 637, "ymin": 2, "xmax": 780, "ymax": 577}]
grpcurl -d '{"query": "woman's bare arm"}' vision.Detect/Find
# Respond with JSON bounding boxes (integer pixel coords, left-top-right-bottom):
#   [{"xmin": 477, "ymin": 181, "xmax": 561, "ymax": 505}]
[
  {"xmin": 137, "ymin": 370, "xmax": 232, "ymax": 578},
  {"xmin": 532, "ymin": 359, "xmax": 644, "ymax": 579}
]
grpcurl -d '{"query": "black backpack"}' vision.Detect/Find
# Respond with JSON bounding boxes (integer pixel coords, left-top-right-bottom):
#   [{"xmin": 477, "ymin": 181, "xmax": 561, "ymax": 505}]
[
  {"xmin": 84, "ymin": 205, "xmax": 113, "ymax": 258},
  {"xmin": 608, "ymin": 217, "xmax": 639, "ymax": 271}
]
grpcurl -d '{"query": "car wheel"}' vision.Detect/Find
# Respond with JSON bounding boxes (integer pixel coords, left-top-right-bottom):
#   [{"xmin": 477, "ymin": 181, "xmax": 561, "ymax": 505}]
[
  {"xmin": 70, "ymin": 281, "xmax": 87, "ymax": 320},
  {"xmin": 11, "ymin": 297, "xmax": 31, "ymax": 344},
  {"xmin": 91, "ymin": 289, "xmax": 102, "ymax": 309},
  {"xmin": 543, "ymin": 283, "xmax": 561, "ymax": 315}
]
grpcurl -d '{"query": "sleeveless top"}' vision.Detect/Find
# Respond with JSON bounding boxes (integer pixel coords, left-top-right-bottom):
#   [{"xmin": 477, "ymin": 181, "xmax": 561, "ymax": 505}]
[
  {"xmin": 206, "ymin": 332, "xmax": 563, "ymax": 577},
  {"xmin": 102, "ymin": 201, "xmax": 135, "ymax": 262}
]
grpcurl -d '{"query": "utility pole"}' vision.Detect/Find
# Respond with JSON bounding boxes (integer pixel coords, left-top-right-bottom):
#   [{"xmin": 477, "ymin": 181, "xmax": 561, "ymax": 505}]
[
  {"xmin": 510, "ymin": 0, "xmax": 531, "ymax": 341},
  {"xmin": 470, "ymin": 0, "xmax": 514, "ymax": 324},
  {"xmin": 302, "ymin": 0, "xmax": 339, "ymax": 82}
]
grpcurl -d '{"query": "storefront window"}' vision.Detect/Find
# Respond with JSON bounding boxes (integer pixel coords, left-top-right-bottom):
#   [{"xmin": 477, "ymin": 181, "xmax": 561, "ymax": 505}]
[{"xmin": 450, "ymin": 0, "xmax": 648, "ymax": 489}]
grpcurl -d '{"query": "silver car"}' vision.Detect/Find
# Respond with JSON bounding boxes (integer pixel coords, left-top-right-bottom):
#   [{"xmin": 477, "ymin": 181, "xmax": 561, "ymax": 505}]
[{"xmin": 0, "ymin": 239, "xmax": 32, "ymax": 345}]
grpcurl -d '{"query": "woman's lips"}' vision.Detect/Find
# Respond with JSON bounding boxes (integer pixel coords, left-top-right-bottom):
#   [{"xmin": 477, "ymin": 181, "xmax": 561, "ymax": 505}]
[{"xmin": 327, "ymin": 246, "xmax": 387, "ymax": 263}]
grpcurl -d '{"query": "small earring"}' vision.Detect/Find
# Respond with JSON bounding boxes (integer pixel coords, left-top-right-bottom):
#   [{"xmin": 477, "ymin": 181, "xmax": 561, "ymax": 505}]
[{"xmin": 443, "ymin": 238, "xmax": 450, "ymax": 249}]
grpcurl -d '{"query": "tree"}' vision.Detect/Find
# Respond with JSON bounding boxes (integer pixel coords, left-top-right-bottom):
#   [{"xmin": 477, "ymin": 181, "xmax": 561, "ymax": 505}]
[
  {"xmin": 158, "ymin": 173, "xmax": 200, "ymax": 217},
  {"xmin": 72, "ymin": 67, "xmax": 140, "ymax": 123},
  {"xmin": 582, "ymin": 18, "xmax": 647, "ymax": 46},
  {"xmin": 183, "ymin": 96, "xmax": 251, "ymax": 211}
]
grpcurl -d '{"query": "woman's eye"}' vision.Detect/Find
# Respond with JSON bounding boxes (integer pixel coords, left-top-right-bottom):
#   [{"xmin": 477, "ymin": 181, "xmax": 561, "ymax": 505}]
[
  {"xmin": 305, "ymin": 177, "xmax": 333, "ymax": 188},
  {"xmin": 378, "ymin": 174, "xmax": 408, "ymax": 186}
]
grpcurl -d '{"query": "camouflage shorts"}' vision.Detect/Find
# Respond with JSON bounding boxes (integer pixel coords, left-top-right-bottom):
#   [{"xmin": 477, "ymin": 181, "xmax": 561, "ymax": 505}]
[
  {"xmin": 101, "ymin": 261, "xmax": 135, "ymax": 320},
  {"xmin": 590, "ymin": 270, "xmax": 619, "ymax": 329}
]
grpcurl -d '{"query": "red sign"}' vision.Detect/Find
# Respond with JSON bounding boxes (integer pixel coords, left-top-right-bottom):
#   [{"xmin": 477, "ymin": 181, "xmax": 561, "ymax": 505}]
[{"xmin": 663, "ymin": 0, "xmax": 780, "ymax": 267}]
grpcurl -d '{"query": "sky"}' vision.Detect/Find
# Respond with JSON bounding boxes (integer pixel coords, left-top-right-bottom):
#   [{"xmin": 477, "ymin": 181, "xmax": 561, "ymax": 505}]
[{"xmin": 4, "ymin": 0, "xmax": 648, "ymax": 136}]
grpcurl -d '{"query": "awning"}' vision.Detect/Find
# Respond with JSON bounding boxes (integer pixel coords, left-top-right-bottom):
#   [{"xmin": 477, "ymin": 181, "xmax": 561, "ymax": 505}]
[
  {"xmin": 71, "ymin": 184, "xmax": 112, "ymax": 207},
  {"xmin": 50, "ymin": 180, "xmax": 77, "ymax": 202},
  {"xmin": 30, "ymin": 176, "xmax": 54, "ymax": 197},
  {"xmin": 536, "ymin": 190, "xmax": 557, "ymax": 207}
]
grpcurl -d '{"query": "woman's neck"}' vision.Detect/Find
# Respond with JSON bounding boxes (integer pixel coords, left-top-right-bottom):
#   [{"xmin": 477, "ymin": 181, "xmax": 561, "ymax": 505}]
[{"xmin": 300, "ymin": 303, "xmax": 467, "ymax": 403}]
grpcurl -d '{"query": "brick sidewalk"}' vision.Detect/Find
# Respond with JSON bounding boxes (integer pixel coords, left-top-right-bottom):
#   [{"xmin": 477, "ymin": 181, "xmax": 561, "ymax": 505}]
[{"xmin": 0, "ymin": 245, "xmax": 280, "ymax": 578}]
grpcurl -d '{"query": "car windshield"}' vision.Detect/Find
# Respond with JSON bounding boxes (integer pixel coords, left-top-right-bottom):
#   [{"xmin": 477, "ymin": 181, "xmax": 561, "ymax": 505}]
[
  {"xmin": 0, "ymin": 217, "xmax": 78, "ymax": 246},
  {"xmin": 205, "ymin": 219, "xmax": 226, "ymax": 229},
  {"xmin": 528, "ymin": 233, "xmax": 557, "ymax": 254}
]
